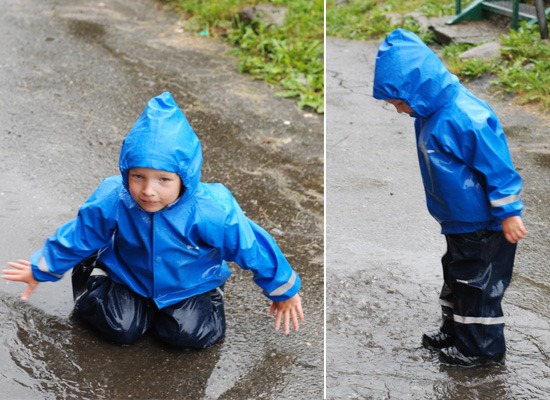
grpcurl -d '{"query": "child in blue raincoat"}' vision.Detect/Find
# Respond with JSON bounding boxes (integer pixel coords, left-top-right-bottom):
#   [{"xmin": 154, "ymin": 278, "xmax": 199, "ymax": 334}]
[
  {"xmin": 373, "ymin": 29, "xmax": 527, "ymax": 367},
  {"xmin": 2, "ymin": 92, "xmax": 304, "ymax": 348}
]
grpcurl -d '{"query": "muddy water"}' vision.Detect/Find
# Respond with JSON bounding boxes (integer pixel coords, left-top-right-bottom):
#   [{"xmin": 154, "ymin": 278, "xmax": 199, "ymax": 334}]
[
  {"xmin": 0, "ymin": 0, "xmax": 323, "ymax": 399},
  {"xmin": 326, "ymin": 37, "xmax": 550, "ymax": 399}
]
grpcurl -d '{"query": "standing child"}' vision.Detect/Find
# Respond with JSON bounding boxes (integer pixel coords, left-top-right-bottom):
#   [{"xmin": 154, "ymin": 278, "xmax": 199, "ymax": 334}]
[
  {"xmin": 373, "ymin": 29, "xmax": 527, "ymax": 367},
  {"xmin": 2, "ymin": 92, "xmax": 303, "ymax": 348}
]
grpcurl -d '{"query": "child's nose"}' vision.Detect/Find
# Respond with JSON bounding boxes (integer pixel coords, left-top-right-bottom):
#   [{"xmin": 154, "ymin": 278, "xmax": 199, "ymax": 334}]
[{"xmin": 142, "ymin": 181, "xmax": 155, "ymax": 195}]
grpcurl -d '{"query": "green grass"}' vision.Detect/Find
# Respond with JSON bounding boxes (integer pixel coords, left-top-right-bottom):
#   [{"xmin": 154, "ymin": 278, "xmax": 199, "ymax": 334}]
[
  {"xmin": 442, "ymin": 42, "xmax": 500, "ymax": 79},
  {"xmin": 442, "ymin": 23, "xmax": 550, "ymax": 110},
  {"xmin": 162, "ymin": 0, "xmax": 324, "ymax": 113},
  {"xmin": 494, "ymin": 23, "xmax": 550, "ymax": 109},
  {"xmin": 326, "ymin": 0, "xmax": 461, "ymax": 42},
  {"xmin": 327, "ymin": 0, "xmax": 550, "ymax": 111}
]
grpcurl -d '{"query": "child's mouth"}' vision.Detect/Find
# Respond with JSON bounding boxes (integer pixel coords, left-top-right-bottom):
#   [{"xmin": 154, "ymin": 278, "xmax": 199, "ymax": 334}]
[{"xmin": 140, "ymin": 200, "xmax": 158, "ymax": 207}]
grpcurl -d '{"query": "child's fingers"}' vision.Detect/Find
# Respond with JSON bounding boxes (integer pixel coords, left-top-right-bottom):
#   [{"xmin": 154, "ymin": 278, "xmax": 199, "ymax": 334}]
[
  {"xmin": 20, "ymin": 284, "xmax": 37, "ymax": 301},
  {"xmin": 291, "ymin": 309, "xmax": 300, "ymax": 332},
  {"xmin": 505, "ymin": 229, "xmax": 526, "ymax": 244},
  {"xmin": 21, "ymin": 288, "xmax": 31, "ymax": 300},
  {"xmin": 283, "ymin": 311, "xmax": 290, "ymax": 335},
  {"xmin": 271, "ymin": 297, "xmax": 304, "ymax": 334},
  {"xmin": 2, "ymin": 269, "xmax": 23, "ymax": 280},
  {"xmin": 274, "ymin": 308, "xmax": 283, "ymax": 332},
  {"xmin": 291, "ymin": 294, "xmax": 304, "ymax": 321},
  {"xmin": 296, "ymin": 302, "xmax": 305, "ymax": 321},
  {"xmin": 7, "ymin": 261, "xmax": 30, "ymax": 270},
  {"xmin": 2, "ymin": 269, "xmax": 18, "ymax": 277}
]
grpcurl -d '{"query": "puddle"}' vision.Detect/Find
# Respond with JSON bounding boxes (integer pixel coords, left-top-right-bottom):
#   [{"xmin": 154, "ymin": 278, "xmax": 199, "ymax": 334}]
[{"xmin": 67, "ymin": 19, "xmax": 106, "ymax": 43}]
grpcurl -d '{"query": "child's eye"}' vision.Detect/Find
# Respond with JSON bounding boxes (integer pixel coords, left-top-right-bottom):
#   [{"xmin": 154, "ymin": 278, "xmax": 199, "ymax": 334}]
[
  {"xmin": 131, "ymin": 174, "xmax": 143, "ymax": 180},
  {"xmin": 160, "ymin": 177, "xmax": 172, "ymax": 182}
]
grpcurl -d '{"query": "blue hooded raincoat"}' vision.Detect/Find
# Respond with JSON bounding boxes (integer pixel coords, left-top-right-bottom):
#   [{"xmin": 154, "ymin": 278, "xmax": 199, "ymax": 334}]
[
  {"xmin": 373, "ymin": 29, "xmax": 524, "ymax": 234},
  {"xmin": 31, "ymin": 92, "xmax": 301, "ymax": 309}
]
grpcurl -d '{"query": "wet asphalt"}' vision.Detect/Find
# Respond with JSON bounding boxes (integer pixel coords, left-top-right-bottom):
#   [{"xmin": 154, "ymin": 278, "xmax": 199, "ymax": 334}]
[
  {"xmin": 2, "ymin": 0, "xmax": 550, "ymax": 399},
  {"xmin": 326, "ymin": 37, "xmax": 550, "ymax": 399},
  {"xmin": 0, "ymin": 0, "xmax": 323, "ymax": 399}
]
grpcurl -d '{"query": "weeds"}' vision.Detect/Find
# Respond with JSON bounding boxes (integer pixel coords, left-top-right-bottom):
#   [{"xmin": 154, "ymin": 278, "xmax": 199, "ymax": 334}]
[
  {"xmin": 444, "ymin": 23, "xmax": 550, "ymax": 109},
  {"xmin": 443, "ymin": 43, "xmax": 499, "ymax": 79},
  {"xmin": 496, "ymin": 23, "xmax": 550, "ymax": 109},
  {"xmin": 327, "ymin": 0, "xmax": 550, "ymax": 111},
  {"xmin": 162, "ymin": 0, "xmax": 324, "ymax": 113},
  {"xmin": 326, "ymin": 0, "xmax": 437, "ymax": 43}
]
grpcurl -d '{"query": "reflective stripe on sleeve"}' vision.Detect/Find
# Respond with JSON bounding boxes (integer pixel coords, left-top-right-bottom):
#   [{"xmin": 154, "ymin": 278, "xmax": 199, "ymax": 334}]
[
  {"xmin": 453, "ymin": 314, "xmax": 505, "ymax": 325},
  {"xmin": 38, "ymin": 256, "xmax": 63, "ymax": 279},
  {"xmin": 269, "ymin": 271, "xmax": 296, "ymax": 297},
  {"xmin": 490, "ymin": 194, "xmax": 521, "ymax": 207}
]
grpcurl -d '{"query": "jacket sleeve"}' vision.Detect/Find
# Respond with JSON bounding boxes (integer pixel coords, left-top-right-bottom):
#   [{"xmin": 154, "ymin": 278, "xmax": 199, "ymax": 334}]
[
  {"xmin": 200, "ymin": 187, "xmax": 301, "ymax": 302},
  {"xmin": 442, "ymin": 107, "xmax": 524, "ymax": 221},
  {"xmin": 30, "ymin": 177, "xmax": 120, "ymax": 282}
]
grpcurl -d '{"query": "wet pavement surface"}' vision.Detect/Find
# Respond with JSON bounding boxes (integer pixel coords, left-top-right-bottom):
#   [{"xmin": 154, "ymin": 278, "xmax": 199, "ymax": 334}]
[
  {"xmin": 326, "ymin": 37, "xmax": 550, "ymax": 399},
  {"xmin": 0, "ymin": 0, "xmax": 323, "ymax": 399}
]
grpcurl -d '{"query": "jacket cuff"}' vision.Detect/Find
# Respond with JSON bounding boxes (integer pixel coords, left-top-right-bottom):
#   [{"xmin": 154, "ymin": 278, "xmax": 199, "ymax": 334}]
[
  {"xmin": 264, "ymin": 272, "xmax": 301, "ymax": 302},
  {"xmin": 497, "ymin": 210, "xmax": 522, "ymax": 221},
  {"xmin": 31, "ymin": 253, "xmax": 63, "ymax": 282}
]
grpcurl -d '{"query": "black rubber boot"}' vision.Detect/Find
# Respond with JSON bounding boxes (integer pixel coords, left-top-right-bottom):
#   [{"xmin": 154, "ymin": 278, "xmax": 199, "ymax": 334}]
[
  {"xmin": 439, "ymin": 346, "xmax": 506, "ymax": 367},
  {"xmin": 422, "ymin": 329, "xmax": 454, "ymax": 350}
]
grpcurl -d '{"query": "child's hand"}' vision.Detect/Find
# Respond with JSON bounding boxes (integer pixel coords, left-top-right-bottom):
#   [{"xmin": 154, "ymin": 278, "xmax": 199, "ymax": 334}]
[
  {"xmin": 502, "ymin": 216, "xmax": 528, "ymax": 244},
  {"xmin": 2, "ymin": 259, "xmax": 39, "ymax": 300},
  {"xmin": 268, "ymin": 293, "xmax": 304, "ymax": 334}
]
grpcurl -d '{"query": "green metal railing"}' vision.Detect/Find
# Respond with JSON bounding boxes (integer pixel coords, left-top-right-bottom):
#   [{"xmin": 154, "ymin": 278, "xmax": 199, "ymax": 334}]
[{"xmin": 448, "ymin": 0, "xmax": 549, "ymax": 38}]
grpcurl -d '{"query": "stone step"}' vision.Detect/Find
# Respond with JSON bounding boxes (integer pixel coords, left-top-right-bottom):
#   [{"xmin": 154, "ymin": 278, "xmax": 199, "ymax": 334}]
[{"xmin": 482, "ymin": 1, "xmax": 537, "ymax": 20}]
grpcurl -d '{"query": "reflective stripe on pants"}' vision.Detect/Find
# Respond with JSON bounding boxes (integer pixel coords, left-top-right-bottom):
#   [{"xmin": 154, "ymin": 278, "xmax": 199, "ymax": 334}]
[{"xmin": 439, "ymin": 230, "xmax": 516, "ymax": 357}]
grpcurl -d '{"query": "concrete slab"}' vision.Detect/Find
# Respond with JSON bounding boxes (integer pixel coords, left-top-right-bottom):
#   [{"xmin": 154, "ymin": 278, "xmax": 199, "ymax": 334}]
[{"xmin": 429, "ymin": 16, "xmax": 511, "ymax": 44}]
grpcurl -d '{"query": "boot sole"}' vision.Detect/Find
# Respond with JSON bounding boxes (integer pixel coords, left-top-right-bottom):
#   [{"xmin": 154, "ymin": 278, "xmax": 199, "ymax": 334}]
[{"xmin": 439, "ymin": 353, "xmax": 506, "ymax": 368}]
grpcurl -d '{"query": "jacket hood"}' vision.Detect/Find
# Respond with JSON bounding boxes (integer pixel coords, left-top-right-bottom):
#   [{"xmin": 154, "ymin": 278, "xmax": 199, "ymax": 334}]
[
  {"xmin": 373, "ymin": 29, "xmax": 459, "ymax": 118},
  {"xmin": 119, "ymin": 92, "xmax": 202, "ymax": 202}
]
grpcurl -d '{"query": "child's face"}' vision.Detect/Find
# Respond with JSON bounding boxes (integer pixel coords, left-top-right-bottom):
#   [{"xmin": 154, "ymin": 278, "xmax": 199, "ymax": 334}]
[
  {"xmin": 128, "ymin": 168, "xmax": 182, "ymax": 212},
  {"xmin": 387, "ymin": 99, "xmax": 414, "ymax": 115}
]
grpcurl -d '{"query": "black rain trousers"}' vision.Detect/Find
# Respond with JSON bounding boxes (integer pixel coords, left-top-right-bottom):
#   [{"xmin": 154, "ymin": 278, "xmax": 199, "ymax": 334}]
[
  {"xmin": 438, "ymin": 230, "xmax": 516, "ymax": 357},
  {"xmin": 71, "ymin": 256, "xmax": 226, "ymax": 348}
]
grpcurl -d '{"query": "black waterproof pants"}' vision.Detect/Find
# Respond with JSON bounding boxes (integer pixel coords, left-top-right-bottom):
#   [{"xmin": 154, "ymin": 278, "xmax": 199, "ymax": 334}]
[
  {"xmin": 72, "ymin": 258, "xmax": 226, "ymax": 348},
  {"xmin": 438, "ymin": 230, "xmax": 516, "ymax": 357}
]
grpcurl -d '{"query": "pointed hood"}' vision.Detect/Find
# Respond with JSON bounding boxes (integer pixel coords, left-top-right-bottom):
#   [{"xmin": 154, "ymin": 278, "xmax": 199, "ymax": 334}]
[
  {"xmin": 373, "ymin": 29, "xmax": 459, "ymax": 118},
  {"xmin": 119, "ymin": 92, "xmax": 202, "ymax": 202}
]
